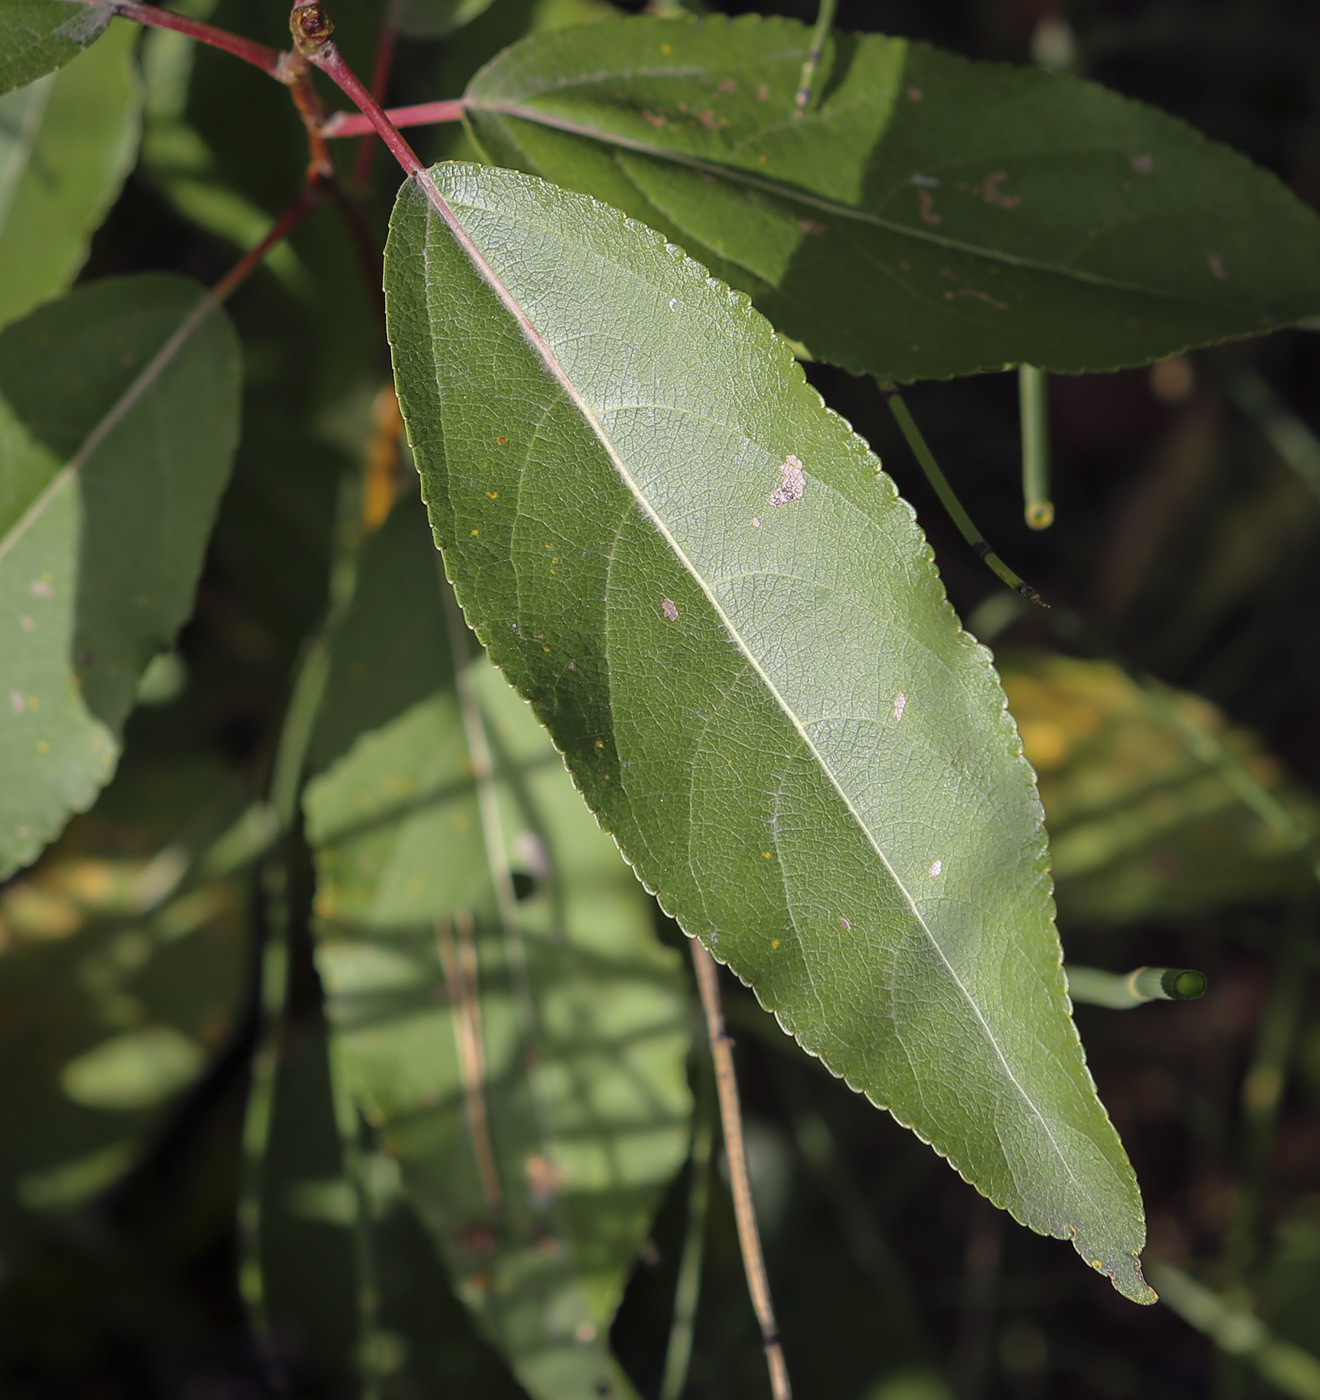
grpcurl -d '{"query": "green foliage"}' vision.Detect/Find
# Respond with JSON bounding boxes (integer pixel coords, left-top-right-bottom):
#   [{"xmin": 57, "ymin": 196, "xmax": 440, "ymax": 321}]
[
  {"xmin": 305, "ymin": 499, "xmax": 692, "ymax": 1396},
  {"xmin": 0, "ymin": 0, "xmax": 113, "ymax": 93},
  {"xmin": 0, "ymin": 18, "xmax": 139, "ymax": 329},
  {"xmin": 0, "ymin": 276, "xmax": 241, "ymax": 877},
  {"xmin": 384, "ymin": 163, "xmax": 1150, "ymax": 1299},
  {"xmin": 2, "ymin": 0, "xmax": 1319, "ymax": 1393},
  {"xmin": 464, "ymin": 16, "xmax": 1320, "ymax": 380},
  {"xmin": 1002, "ymin": 653, "xmax": 1320, "ymax": 924}
]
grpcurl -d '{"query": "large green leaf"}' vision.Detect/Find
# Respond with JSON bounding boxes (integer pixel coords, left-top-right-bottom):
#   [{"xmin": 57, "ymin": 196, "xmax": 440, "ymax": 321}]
[
  {"xmin": 0, "ymin": 19, "xmax": 140, "ymax": 330},
  {"xmin": 0, "ymin": 275, "xmax": 241, "ymax": 878},
  {"xmin": 384, "ymin": 161, "xmax": 1155, "ymax": 1301},
  {"xmin": 304, "ymin": 497, "xmax": 693, "ymax": 1399},
  {"xmin": 0, "ymin": 0, "xmax": 113, "ymax": 94},
  {"xmin": 461, "ymin": 15, "xmax": 1320, "ymax": 381}
]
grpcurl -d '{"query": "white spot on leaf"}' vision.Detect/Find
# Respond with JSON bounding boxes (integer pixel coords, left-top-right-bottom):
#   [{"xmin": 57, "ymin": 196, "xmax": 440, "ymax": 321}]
[
  {"xmin": 928, "ymin": 859, "xmax": 943, "ymax": 878},
  {"xmin": 838, "ymin": 916, "xmax": 851, "ymax": 931},
  {"xmin": 892, "ymin": 692, "xmax": 907, "ymax": 721},
  {"xmin": 661, "ymin": 598, "xmax": 679, "ymax": 621},
  {"xmin": 769, "ymin": 454, "xmax": 806, "ymax": 507},
  {"xmin": 911, "ymin": 174, "xmax": 940, "ymax": 187}
]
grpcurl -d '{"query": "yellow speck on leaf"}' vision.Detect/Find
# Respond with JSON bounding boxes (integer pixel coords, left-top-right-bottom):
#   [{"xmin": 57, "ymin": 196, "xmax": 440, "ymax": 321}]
[
  {"xmin": 595, "ymin": 740, "xmax": 605, "ymax": 749},
  {"xmin": 470, "ymin": 529, "xmax": 480, "ymax": 536},
  {"xmin": 771, "ymin": 939, "xmax": 781, "ymax": 950},
  {"xmin": 487, "ymin": 491, "xmax": 498, "ymax": 498},
  {"xmin": 497, "ymin": 436, "xmax": 507, "ymax": 444},
  {"xmin": 660, "ymin": 42, "xmax": 671, "ymax": 53},
  {"xmin": 36, "ymin": 740, "xmax": 49, "ymax": 754},
  {"xmin": 762, "ymin": 850, "xmax": 772, "ymax": 859}
]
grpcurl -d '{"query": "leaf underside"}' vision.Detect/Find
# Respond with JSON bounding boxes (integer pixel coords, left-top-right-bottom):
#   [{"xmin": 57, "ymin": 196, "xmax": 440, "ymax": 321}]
[
  {"xmin": 305, "ymin": 498, "xmax": 692, "ymax": 1399},
  {"xmin": 462, "ymin": 15, "xmax": 1320, "ymax": 381},
  {"xmin": 0, "ymin": 275, "xmax": 241, "ymax": 878},
  {"xmin": 384, "ymin": 160, "xmax": 1155, "ymax": 1301}
]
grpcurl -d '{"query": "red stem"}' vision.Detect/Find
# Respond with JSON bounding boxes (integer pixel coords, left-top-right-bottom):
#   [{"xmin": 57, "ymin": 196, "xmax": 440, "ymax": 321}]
[
  {"xmin": 99, "ymin": 0, "xmax": 283, "ymax": 76},
  {"xmin": 321, "ymin": 100, "xmax": 466, "ymax": 139},
  {"xmin": 310, "ymin": 43, "xmax": 424, "ymax": 177},
  {"xmin": 211, "ymin": 185, "xmax": 324, "ymax": 303},
  {"xmin": 353, "ymin": 0, "xmax": 402, "ymax": 185}
]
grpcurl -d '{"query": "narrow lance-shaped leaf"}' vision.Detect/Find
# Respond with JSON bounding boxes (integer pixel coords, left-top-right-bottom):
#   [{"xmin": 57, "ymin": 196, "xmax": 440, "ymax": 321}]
[
  {"xmin": 0, "ymin": 275, "xmax": 241, "ymax": 878},
  {"xmin": 385, "ymin": 162, "xmax": 1156, "ymax": 1301},
  {"xmin": 461, "ymin": 15, "xmax": 1320, "ymax": 381},
  {"xmin": 0, "ymin": 19, "xmax": 141, "ymax": 329},
  {"xmin": 304, "ymin": 497, "xmax": 692, "ymax": 1399},
  {"xmin": 0, "ymin": 0, "xmax": 113, "ymax": 94}
]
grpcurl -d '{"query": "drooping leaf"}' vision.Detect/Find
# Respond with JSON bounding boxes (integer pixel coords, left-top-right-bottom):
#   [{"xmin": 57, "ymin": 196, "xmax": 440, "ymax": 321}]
[
  {"xmin": 0, "ymin": 19, "xmax": 140, "ymax": 329},
  {"xmin": 460, "ymin": 15, "xmax": 1320, "ymax": 381},
  {"xmin": 384, "ymin": 161, "xmax": 1155, "ymax": 1301},
  {"xmin": 0, "ymin": 0, "xmax": 113, "ymax": 94},
  {"xmin": 0, "ymin": 275, "xmax": 241, "ymax": 878},
  {"xmin": 1002, "ymin": 653, "xmax": 1320, "ymax": 925},
  {"xmin": 303, "ymin": 497, "xmax": 693, "ymax": 1398}
]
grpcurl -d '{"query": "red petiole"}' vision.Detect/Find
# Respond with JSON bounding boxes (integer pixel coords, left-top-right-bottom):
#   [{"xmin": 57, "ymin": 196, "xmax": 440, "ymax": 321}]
[
  {"xmin": 90, "ymin": 0, "xmax": 283, "ymax": 75},
  {"xmin": 321, "ymin": 100, "xmax": 465, "ymax": 139}
]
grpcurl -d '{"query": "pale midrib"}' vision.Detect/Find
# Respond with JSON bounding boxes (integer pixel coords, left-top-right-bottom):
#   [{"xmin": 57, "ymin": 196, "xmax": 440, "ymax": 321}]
[
  {"xmin": 464, "ymin": 98, "xmax": 1273, "ymax": 315},
  {"xmin": 0, "ymin": 293, "xmax": 215, "ymax": 568},
  {"xmin": 0, "ymin": 72, "xmax": 53, "ymax": 233},
  {"xmin": 405, "ymin": 170, "xmax": 1087, "ymax": 1202}
]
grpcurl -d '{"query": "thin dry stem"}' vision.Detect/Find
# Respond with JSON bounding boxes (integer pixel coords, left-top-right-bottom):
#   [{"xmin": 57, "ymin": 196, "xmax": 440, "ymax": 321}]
[
  {"xmin": 691, "ymin": 940, "xmax": 792, "ymax": 1400},
  {"xmin": 435, "ymin": 912, "xmax": 502, "ymax": 1210}
]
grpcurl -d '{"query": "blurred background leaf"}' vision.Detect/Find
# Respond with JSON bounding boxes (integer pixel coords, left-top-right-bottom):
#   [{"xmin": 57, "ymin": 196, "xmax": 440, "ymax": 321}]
[{"xmin": 304, "ymin": 497, "xmax": 693, "ymax": 1399}]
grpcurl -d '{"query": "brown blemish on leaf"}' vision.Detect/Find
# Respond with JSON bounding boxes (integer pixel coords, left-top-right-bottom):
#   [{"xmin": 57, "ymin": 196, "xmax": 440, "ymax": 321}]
[
  {"xmin": 755, "ymin": 83, "xmax": 769, "ymax": 101},
  {"xmin": 982, "ymin": 172, "xmax": 1021, "ymax": 208},
  {"xmin": 769, "ymin": 453, "xmax": 806, "ymax": 506},
  {"xmin": 956, "ymin": 288, "xmax": 1010, "ymax": 310},
  {"xmin": 918, "ymin": 190, "xmax": 941, "ymax": 225},
  {"xmin": 798, "ymin": 219, "xmax": 828, "ymax": 236},
  {"xmin": 717, "ymin": 78, "xmax": 737, "ymax": 94},
  {"xmin": 697, "ymin": 109, "xmax": 720, "ymax": 131},
  {"xmin": 1208, "ymin": 255, "xmax": 1227, "ymax": 280},
  {"xmin": 906, "ymin": 86, "xmax": 923, "ymax": 101},
  {"xmin": 641, "ymin": 110, "xmax": 666, "ymax": 128},
  {"xmin": 1130, "ymin": 154, "xmax": 1154, "ymax": 173}
]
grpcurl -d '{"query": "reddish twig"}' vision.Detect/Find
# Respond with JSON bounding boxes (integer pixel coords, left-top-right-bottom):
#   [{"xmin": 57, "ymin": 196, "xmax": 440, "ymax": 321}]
[
  {"xmin": 79, "ymin": 0, "xmax": 283, "ymax": 75},
  {"xmin": 210, "ymin": 182, "xmax": 326, "ymax": 302},
  {"xmin": 321, "ymin": 99, "xmax": 466, "ymax": 139}
]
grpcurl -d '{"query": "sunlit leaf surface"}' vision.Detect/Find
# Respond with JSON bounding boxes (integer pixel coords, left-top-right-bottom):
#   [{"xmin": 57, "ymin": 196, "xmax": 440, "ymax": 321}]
[{"xmin": 383, "ymin": 161, "xmax": 1154, "ymax": 1299}]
